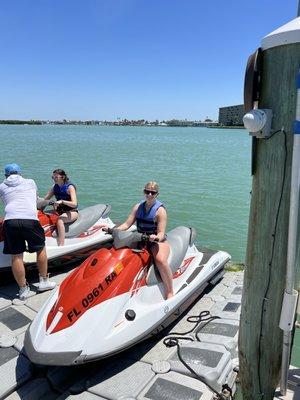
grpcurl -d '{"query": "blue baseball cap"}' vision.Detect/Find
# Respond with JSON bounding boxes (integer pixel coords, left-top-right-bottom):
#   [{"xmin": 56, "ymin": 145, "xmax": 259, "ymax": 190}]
[{"xmin": 4, "ymin": 163, "xmax": 21, "ymax": 176}]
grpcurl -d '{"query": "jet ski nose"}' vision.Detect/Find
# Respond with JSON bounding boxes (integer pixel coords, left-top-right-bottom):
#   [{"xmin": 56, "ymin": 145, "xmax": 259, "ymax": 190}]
[{"xmin": 24, "ymin": 329, "xmax": 83, "ymax": 366}]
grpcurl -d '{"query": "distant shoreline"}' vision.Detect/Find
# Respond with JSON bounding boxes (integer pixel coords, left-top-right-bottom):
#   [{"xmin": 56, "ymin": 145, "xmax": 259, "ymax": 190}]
[
  {"xmin": 208, "ymin": 125, "xmax": 245, "ymax": 129},
  {"xmin": 0, "ymin": 120, "xmax": 245, "ymax": 129}
]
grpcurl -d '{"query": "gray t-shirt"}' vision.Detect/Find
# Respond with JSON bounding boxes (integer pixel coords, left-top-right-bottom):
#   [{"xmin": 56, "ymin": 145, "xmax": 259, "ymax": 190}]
[{"xmin": 0, "ymin": 175, "xmax": 38, "ymax": 221}]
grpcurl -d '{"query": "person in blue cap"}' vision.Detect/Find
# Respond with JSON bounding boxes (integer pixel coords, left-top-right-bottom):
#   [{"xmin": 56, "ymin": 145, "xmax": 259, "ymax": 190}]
[{"xmin": 0, "ymin": 163, "xmax": 56, "ymax": 300}]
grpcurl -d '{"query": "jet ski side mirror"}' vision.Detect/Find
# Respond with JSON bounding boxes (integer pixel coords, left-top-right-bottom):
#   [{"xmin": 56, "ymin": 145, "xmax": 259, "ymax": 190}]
[{"xmin": 189, "ymin": 227, "xmax": 197, "ymax": 245}]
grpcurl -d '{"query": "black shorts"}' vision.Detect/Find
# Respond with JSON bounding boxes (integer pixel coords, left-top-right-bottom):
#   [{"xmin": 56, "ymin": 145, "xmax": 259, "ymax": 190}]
[
  {"xmin": 3, "ymin": 219, "xmax": 45, "ymax": 255},
  {"xmin": 56, "ymin": 204, "xmax": 78, "ymax": 215}
]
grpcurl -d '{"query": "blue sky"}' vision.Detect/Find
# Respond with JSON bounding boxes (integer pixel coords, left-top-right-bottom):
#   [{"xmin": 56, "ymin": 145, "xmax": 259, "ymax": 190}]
[{"xmin": 0, "ymin": 0, "xmax": 298, "ymax": 121}]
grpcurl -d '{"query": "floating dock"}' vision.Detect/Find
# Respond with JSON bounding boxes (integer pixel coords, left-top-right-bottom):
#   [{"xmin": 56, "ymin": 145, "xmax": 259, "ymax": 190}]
[{"xmin": 0, "ymin": 267, "xmax": 297, "ymax": 399}]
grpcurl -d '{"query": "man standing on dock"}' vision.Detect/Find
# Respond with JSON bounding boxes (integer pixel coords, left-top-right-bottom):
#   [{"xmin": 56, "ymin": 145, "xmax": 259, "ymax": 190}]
[{"xmin": 0, "ymin": 163, "xmax": 56, "ymax": 300}]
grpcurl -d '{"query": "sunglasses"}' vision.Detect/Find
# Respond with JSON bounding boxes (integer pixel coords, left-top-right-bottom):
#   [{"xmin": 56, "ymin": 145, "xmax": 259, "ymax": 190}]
[{"xmin": 144, "ymin": 189, "xmax": 158, "ymax": 195}]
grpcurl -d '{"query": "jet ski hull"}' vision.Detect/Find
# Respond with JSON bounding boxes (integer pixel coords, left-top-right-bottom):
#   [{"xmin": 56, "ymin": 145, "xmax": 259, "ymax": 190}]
[
  {"xmin": 25, "ymin": 228, "xmax": 230, "ymax": 366},
  {"xmin": 0, "ymin": 204, "xmax": 116, "ymax": 270}
]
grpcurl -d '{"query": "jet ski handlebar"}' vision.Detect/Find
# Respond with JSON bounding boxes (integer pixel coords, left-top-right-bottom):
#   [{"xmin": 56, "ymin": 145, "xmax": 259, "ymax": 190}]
[
  {"xmin": 36, "ymin": 198, "xmax": 55, "ymax": 211},
  {"xmin": 110, "ymin": 229, "xmax": 157, "ymax": 250}
]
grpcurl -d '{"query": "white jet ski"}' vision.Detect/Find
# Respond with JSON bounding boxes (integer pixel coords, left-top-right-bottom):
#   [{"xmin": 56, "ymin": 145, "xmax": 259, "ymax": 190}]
[
  {"xmin": 24, "ymin": 227, "xmax": 231, "ymax": 366},
  {"xmin": 0, "ymin": 200, "xmax": 115, "ymax": 270}
]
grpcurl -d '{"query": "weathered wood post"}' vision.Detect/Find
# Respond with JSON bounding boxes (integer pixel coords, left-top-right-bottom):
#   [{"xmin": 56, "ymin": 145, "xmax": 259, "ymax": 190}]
[{"xmin": 239, "ymin": 18, "xmax": 300, "ymax": 400}]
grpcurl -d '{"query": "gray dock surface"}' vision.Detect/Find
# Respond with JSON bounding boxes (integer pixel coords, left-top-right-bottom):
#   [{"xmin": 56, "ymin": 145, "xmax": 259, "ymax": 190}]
[{"xmin": 0, "ymin": 266, "xmax": 298, "ymax": 399}]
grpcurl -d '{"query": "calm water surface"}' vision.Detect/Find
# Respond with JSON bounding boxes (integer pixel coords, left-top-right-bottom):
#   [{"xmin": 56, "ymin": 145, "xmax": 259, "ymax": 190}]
[{"xmin": 0, "ymin": 125, "xmax": 251, "ymax": 261}]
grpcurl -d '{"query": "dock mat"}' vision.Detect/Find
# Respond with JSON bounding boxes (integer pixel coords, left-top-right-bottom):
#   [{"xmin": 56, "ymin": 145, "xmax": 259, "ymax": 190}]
[
  {"xmin": 0, "ymin": 307, "xmax": 31, "ymax": 330},
  {"xmin": 232, "ymin": 286, "xmax": 242, "ymax": 295},
  {"xmin": 171, "ymin": 347, "xmax": 222, "ymax": 368},
  {"xmin": 223, "ymin": 302, "xmax": 240, "ymax": 312},
  {"xmin": 0, "ymin": 346, "xmax": 19, "ymax": 366},
  {"xmin": 144, "ymin": 377, "xmax": 203, "ymax": 400},
  {"xmin": 199, "ymin": 321, "xmax": 239, "ymax": 337}
]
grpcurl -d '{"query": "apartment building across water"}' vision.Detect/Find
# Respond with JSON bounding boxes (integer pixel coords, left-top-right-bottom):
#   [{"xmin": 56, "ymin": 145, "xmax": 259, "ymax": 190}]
[{"xmin": 219, "ymin": 104, "xmax": 244, "ymax": 126}]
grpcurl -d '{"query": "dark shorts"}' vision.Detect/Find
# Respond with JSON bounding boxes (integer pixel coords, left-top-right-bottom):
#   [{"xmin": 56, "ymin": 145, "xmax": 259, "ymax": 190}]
[
  {"xmin": 3, "ymin": 219, "xmax": 45, "ymax": 255},
  {"xmin": 56, "ymin": 204, "xmax": 78, "ymax": 215}
]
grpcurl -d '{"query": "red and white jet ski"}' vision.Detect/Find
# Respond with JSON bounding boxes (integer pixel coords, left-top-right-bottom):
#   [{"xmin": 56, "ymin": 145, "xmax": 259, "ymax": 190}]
[
  {"xmin": 25, "ymin": 227, "xmax": 231, "ymax": 366},
  {"xmin": 0, "ymin": 200, "xmax": 115, "ymax": 270}
]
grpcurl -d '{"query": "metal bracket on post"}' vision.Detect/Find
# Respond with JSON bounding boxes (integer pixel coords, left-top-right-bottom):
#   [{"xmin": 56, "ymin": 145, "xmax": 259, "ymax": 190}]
[{"xmin": 279, "ymin": 290, "xmax": 299, "ymax": 331}]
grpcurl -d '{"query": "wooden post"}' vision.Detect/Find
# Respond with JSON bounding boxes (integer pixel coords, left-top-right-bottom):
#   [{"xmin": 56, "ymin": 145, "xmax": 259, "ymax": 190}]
[{"xmin": 239, "ymin": 19, "xmax": 300, "ymax": 400}]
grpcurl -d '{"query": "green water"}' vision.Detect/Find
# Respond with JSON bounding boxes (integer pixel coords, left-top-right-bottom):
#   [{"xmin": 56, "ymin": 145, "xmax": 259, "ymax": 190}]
[{"xmin": 0, "ymin": 124, "xmax": 251, "ymax": 261}]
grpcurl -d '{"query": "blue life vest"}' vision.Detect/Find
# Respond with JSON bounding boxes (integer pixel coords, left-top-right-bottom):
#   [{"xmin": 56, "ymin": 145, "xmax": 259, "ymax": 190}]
[
  {"xmin": 53, "ymin": 182, "xmax": 77, "ymax": 213},
  {"xmin": 136, "ymin": 200, "xmax": 164, "ymax": 234},
  {"xmin": 53, "ymin": 182, "xmax": 76, "ymax": 201}
]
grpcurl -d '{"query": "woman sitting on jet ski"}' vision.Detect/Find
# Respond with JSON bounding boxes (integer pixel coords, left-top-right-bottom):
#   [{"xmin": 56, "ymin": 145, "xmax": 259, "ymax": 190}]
[
  {"xmin": 44, "ymin": 169, "xmax": 78, "ymax": 246},
  {"xmin": 104, "ymin": 181, "xmax": 173, "ymax": 299}
]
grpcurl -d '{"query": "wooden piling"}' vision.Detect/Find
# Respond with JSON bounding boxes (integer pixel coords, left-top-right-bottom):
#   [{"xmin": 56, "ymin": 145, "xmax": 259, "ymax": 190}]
[{"xmin": 239, "ymin": 27, "xmax": 300, "ymax": 400}]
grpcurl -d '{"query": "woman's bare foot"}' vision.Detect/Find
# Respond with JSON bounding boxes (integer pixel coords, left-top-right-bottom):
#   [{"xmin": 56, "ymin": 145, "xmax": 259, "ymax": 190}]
[{"xmin": 166, "ymin": 292, "xmax": 174, "ymax": 300}]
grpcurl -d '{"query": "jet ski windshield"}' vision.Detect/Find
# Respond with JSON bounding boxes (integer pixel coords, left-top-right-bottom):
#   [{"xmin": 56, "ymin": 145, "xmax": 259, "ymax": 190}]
[{"xmin": 112, "ymin": 230, "xmax": 146, "ymax": 249}]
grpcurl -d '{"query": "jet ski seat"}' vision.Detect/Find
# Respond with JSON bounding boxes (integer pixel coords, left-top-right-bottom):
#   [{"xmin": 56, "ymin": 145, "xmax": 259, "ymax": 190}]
[
  {"xmin": 52, "ymin": 204, "xmax": 111, "ymax": 238},
  {"xmin": 146, "ymin": 226, "xmax": 196, "ymax": 285}
]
